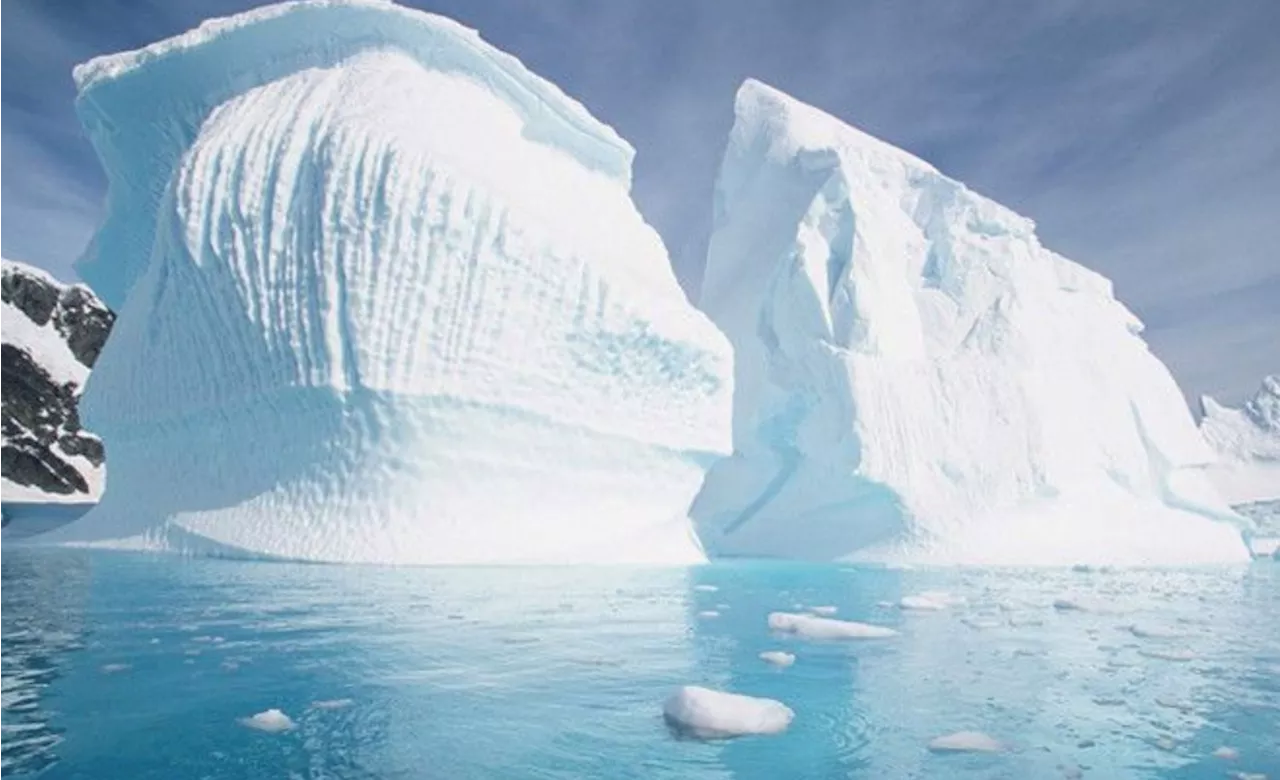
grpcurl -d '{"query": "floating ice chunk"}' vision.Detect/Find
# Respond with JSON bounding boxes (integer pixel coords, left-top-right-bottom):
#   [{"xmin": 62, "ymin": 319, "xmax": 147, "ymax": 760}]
[
  {"xmin": 1155, "ymin": 696, "xmax": 1195, "ymax": 712},
  {"xmin": 239, "ymin": 709, "xmax": 295, "ymax": 733},
  {"xmin": 311, "ymin": 698, "xmax": 355, "ymax": 710},
  {"xmin": 1213, "ymin": 746, "xmax": 1239, "ymax": 760},
  {"xmin": 1129, "ymin": 624, "xmax": 1183, "ymax": 639},
  {"xmin": 693, "ymin": 585, "xmax": 719, "ymax": 593},
  {"xmin": 100, "ymin": 663, "xmax": 131, "ymax": 674},
  {"xmin": 961, "ymin": 617, "xmax": 1003, "ymax": 630},
  {"xmin": 759, "ymin": 651, "xmax": 796, "ymax": 667},
  {"xmin": 1139, "ymin": 648, "xmax": 1197, "ymax": 662},
  {"xmin": 1053, "ymin": 598, "xmax": 1089, "ymax": 612},
  {"xmin": 662, "ymin": 686, "xmax": 793, "ymax": 739},
  {"xmin": 767, "ymin": 612, "xmax": 897, "ymax": 639},
  {"xmin": 809, "ymin": 605, "xmax": 838, "ymax": 616},
  {"xmin": 1230, "ymin": 772, "xmax": 1266, "ymax": 780},
  {"xmin": 900, "ymin": 595, "xmax": 947, "ymax": 611},
  {"xmin": 697, "ymin": 610, "xmax": 720, "ymax": 619},
  {"xmin": 927, "ymin": 731, "xmax": 1004, "ymax": 753}
]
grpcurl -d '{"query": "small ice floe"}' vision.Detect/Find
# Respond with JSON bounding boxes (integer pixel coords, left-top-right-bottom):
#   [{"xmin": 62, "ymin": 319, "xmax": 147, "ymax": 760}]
[
  {"xmin": 927, "ymin": 731, "xmax": 1004, "ymax": 753},
  {"xmin": 1154, "ymin": 736, "xmax": 1177, "ymax": 751},
  {"xmin": 961, "ymin": 617, "xmax": 1003, "ymax": 631},
  {"xmin": 697, "ymin": 610, "xmax": 720, "ymax": 619},
  {"xmin": 1155, "ymin": 696, "xmax": 1195, "ymax": 713},
  {"xmin": 1092, "ymin": 696, "xmax": 1126, "ymax": 707},
  {"xmin": 662, "ymin": 686, "xmax": 793, "ymax": 739},
  {"xmin": 310, "ymin": 698, "xmax": 355, "ymax": 710},
  {"xmin": 1129, "ymin": 624, "xmax": 1182, "ymax": 640},
  {"xmin": 1213, "ymin": 746, "xmax": 1239, "ymax": 760},
  {"xmin": 875, "ymin": 600, "xmax": 894, "ymax": 608},
  {"xmin": 767, "ymin": 612, "xmax": 897, "ymax": 640},
  {"xmin": 1231, "ymin": 772, "xmax": 1266, "ymax": 780},
  {"xmin": 899, "ymin": 594, "xmax": 946, "ymax": 611},
  {"xmin": 759, "ymin": 651, "xmax": 796, "ymax": 667},
  {"xmin": 149, "ymin": 638, "xmax": 161, "ymax": 645},
  {"xmin": 220, "ymin": 660, "xmax": 240, "ymax": 672},
  {"xmin": 1008, "ymin": 615, "xmax": 1043, "ymax": 628},
  {"xmin": 238, "ymin": 708, "xmax": 295, "ymax": 733},
  {"xmin": 1053, "ymin": 598, "xmax": 1088, "ymax": 612},
  {"xmin": 809, "ymin": 605, "xmax": 838, "ymax": 616},
  {"xmin": 100, "ymin": 663, "xmax": 131, "ymax": 674},
  {"xmin": 1138, "ymin": 648, "xmax": 1197, "ymax": 662},
  {"xmin": 693, "ymin": 584, "xmax": 719, "ymax": 593}
]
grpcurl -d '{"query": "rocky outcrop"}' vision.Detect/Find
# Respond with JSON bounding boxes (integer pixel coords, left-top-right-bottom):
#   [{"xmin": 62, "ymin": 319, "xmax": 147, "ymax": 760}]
[{"xmin": 1, "ymin": 259, "xmax": 114, "ymax": 501}]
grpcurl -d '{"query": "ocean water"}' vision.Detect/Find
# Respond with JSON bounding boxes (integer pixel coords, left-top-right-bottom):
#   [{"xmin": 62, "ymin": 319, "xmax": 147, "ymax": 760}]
[{"xmin": 2, "ymin": 543, "xmax": 1278, "ymax": 779}]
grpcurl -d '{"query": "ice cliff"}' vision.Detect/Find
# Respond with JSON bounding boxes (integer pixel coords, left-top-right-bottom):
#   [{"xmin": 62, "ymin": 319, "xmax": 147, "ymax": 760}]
[
  {"xmin": 1199, "ymin": 376, "xmax": 1280, "ymax": 504},
  {"xmin": 48, "ymin": 0, "xmax": 733, "ymax": 563},
  {"xmin": 690, "ymin": 79, "xmax": 1249, "ymax": 565},
  {"xmin": 2, "ymin": 259, "xmax": 114, "ymax": 503}
]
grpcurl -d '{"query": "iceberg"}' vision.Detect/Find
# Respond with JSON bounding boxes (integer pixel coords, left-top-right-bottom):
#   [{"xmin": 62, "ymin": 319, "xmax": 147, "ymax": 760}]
[
  {"xmin": 46, "ymin": 0, "xmax": 732, "ymax": 563},
  {"xmin": 1199, "ymin": 376, "xmax": 1280, "ymax": 504},
  {"xmin": 691, "ymin": 79, "xmax": 1249, "ymax": 565}
]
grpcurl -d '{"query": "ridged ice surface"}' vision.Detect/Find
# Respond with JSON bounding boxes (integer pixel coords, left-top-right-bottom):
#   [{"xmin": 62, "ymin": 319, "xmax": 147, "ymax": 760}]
[
  {"xmin": 691, "ymin": 79, "xmax": 1249, "ymax": 565},
  {"xmin": 46, "ymin": 0, "xmax": 732, "ymax": 563},
  {"xmin": 1200, "ymin": 376, "xmax": 1280, "ymax": 505}
]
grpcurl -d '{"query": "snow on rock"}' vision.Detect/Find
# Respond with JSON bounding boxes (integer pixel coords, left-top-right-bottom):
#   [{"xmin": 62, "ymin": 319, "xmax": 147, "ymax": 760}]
[
  {"xmin": 1199, "ymin": 377, "xmax": 1280, "ymax": 504},
  {"xmin": 2, "ymin": 259, "xmax": 114, "ymax": 502},
  {"xmin": 767, "ymin": 611, "xmax": 897, "ymax": 639},
  {"xmin": 690, "ymin": 78, "xmax": 1249, "ymax": 565},
  {"xmin": 238, "ymin": 708, "xmax": 295, "ymax": 733},
  {"xmin": 662, "ymin": 685, "xmax": 793, "ymax": 739},
  {"xmin": 759, "ymin": 650, "xmax": 796, "ymax": 667},
  {"xmin": 42, "ymin": 0, "xmax": 732, "ymax": 563},
  {"xmin": 927, "ymin": 731, "xmax": 1004, "ymax": 753}
]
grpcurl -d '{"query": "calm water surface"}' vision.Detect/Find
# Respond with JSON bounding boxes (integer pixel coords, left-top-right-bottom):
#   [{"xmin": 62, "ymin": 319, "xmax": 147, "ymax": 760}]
[{"xmin": 2, "ymin": 542, "xmax": 1277, "ymax": 779}]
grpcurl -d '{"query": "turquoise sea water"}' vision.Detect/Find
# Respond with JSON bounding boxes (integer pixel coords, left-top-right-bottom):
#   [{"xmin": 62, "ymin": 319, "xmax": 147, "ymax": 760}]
[{"xmin": 2, "ymin": 538, "xmax": 1278, "ymax": 778}]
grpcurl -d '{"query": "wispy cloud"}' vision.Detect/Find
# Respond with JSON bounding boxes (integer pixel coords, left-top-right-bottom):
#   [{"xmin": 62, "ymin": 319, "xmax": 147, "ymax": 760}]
[{"xmin": 2, "ymin": 0, "xmax": 1275, "ymax": 404}]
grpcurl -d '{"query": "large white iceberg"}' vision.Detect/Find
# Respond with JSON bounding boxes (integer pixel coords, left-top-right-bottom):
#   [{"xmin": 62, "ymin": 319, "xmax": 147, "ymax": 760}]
[
  {"xmin": 690, "ymin": 79, "xmax": 1249, "ymax": 565},
  {"xmin": 1199, "ymin": 376, "xmax": 1280, "ymax": 504},
  {"xmin": 46, "ymin": 0, "xmax": 732, "ymax": 563}
]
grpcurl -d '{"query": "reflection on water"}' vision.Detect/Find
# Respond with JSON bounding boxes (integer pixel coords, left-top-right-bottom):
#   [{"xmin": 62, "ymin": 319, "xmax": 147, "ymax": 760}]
[
  {"xmin": 1, "ymin": 550, "xmax": 91, "ymax": 775},
  {"xmin": 0, "ymin": 546, "xmax": 1277, "ymax": 779}
]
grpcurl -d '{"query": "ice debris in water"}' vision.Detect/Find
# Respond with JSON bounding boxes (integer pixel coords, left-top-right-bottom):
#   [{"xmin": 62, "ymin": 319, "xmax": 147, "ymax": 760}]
[
  {"xmin": 693, "ymin": 585, "xmax": 719, "ymax": 593},
  {"xmin": 1128, "ymin": 623, "xmax": 1183, "ymax": 639},
  {"xmin": 662, "ymin": 686, "xmax": 793, "ymax": 739},
  {"xmin": 927, "ymin": 731, "xmax": 1004, "ymax": 753},
  {"xmin": 310, "ymin": 698, "xmax": 355, "ymax": 710},
  {"xmin": 697, "ymin": 610, "xmax": 720, "ymax": 619},
  {"xmin": 1053, "ymin": 598, "xmax": 1089, "ymax": 612},
  {"xmin": 239, "ymin": 709, "xmax": 295, "ymax": 733},
  {"xmin": 759, "ymin": 651, "xmax": 796, "ymax": 667},
  {"xmin": 1139, "ymin": 648, "xmax": 1198, "ymax": 662},
  {"xmin": 899, "ymin": 594, "xmax": 947, "ymax": 611},
  {"xmin": 1213, "ymin": 746, "xmax": 1239, "ymax": 760},
  {"xmin": 767, "ymin": 612, "xmax": 897, "ymax": 639},
  {"xmin": 809, "ymin": 605, "xmax": 838, "ymax": 615},
  {"xmin": 100, "ymin": 663, "xmax": 131, "ymax": 674}
]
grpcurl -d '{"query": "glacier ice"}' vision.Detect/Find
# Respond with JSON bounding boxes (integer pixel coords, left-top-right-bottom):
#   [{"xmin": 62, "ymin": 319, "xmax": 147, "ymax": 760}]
[
  {"xmin": 662, "ymin": 685, "xmax": 794, "ymax": 738},
  {"xmin": 45, "ymin": 0, "xmax": 732, "ymax": 563},
  {"xmin": 1199, "ymin": 375, "xmax": 1280, "ymax": 504},
  {"xmin": 691, "ymin": 79, "xmax": 1250, "ymax": 565}
]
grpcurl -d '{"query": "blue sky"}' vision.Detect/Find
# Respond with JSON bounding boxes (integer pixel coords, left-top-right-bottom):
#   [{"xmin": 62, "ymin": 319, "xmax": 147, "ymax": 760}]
[{"xmin": 3, "ymin": 0, "xmax": 1277, "ymax": 405}]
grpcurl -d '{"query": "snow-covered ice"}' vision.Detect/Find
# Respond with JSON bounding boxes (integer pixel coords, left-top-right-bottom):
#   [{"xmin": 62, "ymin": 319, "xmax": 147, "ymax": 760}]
[
  {"xmin": 662, "ymin": 686, "xmax": 793, "ymax": 739},
  {"xmin": 238, "ymin": 708, "xmax": 295, "ymax": 733},
  {"xmin": 690, "ymin": 78, "xmax": 1249, "ymax": 565},
  {"xmin": 42, "ymin": 0, "xmax": 732, "ymax": 564},
  {"xmin": 927, "ymin": 731, "xmax": 1004, "ymax": 753},
  {"xmin": 767, "ymin": 611, "xmax": 897, "ymax": 639},
  {"xmin": 758, "ymin": 650, "xmax": 796, "ymax": 667},
  {"xmin": 1199, "ymin": 376, "xmax": 1280, "ymax": 504}
]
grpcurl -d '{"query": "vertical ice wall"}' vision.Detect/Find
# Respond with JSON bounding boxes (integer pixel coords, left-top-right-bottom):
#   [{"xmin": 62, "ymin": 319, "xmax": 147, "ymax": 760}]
[
  {"xmin": 48, "ymin": 0, "xmax": 733, "ymax": 564},
  {"xmin": 691, "ymin": 79, "xmax": 1249, "ymax": 565}
]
